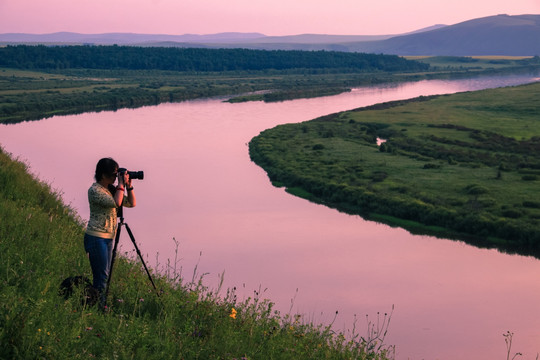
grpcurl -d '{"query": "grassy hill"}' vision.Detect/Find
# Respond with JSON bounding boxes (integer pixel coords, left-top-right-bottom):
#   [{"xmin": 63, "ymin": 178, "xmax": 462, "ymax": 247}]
[{"xmin": 0, "ymin": 147, "xmax": 393, "ymax": 359}]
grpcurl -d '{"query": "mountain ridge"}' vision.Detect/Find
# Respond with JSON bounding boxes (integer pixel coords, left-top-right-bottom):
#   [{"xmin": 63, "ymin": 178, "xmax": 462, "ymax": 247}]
[
  {"xmin": 0, "ymin": 25, "xmax": 447, "ymax": 46},
  {"xmin": 348, "ymin": 14, "xmax": 540, "ymax": 55},
  {"xmin": 1, "ymin": 14, "xmax": 538, "ymax": 56},
  {"xmin": 0, "ymin": 31, "xmax": 267, "ymax": 44}
]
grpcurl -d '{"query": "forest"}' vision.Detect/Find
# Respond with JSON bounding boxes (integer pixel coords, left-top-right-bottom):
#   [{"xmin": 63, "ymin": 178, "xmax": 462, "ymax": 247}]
[{"xmin": 0, "ymin": 45, "xmax": 429, "ymax": 72}]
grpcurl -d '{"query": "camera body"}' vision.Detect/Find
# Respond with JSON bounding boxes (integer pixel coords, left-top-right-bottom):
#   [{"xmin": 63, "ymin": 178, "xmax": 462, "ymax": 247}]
[{"xmin": 118, "ymin": 168, "xmax": 144, "ymax": 180}]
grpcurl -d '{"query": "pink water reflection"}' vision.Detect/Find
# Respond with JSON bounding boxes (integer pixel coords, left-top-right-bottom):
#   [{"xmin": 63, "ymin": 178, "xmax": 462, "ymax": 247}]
[{"xmin": 1, "ymin": 75, "xmax": 540, "ymax": 359}]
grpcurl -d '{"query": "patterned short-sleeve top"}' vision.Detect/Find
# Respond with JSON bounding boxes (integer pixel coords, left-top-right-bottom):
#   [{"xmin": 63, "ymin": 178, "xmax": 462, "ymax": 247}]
[{"xmin": 85, "ymin": 183, "xmax": 132, "ymax": 239}]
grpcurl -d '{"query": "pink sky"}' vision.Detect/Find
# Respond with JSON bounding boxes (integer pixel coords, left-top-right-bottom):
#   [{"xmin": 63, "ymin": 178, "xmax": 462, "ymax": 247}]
[{"xmin": 0, "ymin": 0, "xmax": 539, "ymax": 36}]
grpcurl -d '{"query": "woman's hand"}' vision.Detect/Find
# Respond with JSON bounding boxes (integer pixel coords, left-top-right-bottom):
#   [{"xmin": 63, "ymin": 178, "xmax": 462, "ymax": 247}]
[
  {"xmin": 118, "ymin": 170, "xmax": 129, "ymax": 188},
  {"xmin": 125, "ymin": 173, "xmax": 132, "ymax": 189},
  {"xmin": 125, "ymin": 171, "xmax": 136, "ymax": 207},
  {"xmin": 114, "ymin": 170, "xmax": 130, "ymax": 207}
]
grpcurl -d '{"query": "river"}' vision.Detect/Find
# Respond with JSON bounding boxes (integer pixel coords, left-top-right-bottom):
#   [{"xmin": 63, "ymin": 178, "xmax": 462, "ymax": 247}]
[{"xmin": 1, "ymin": 73, "xmax": 540, "ymax": 359}]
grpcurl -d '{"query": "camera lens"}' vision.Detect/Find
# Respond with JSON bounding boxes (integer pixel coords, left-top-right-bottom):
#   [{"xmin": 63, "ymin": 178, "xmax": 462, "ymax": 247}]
[
  {"xmin": 128, "ymin": 171, "xmax": 144, "ymax": 180},
  {"xmin": 118, "ymin": 168, "xmax": 144, "ymax": 180}
]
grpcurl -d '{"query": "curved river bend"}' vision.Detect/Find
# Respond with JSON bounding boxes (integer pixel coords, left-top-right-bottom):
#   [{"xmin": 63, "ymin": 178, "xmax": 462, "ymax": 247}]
[{"xmin": 1, "ymin": 74, "xmax": 540, "ymax": 359}]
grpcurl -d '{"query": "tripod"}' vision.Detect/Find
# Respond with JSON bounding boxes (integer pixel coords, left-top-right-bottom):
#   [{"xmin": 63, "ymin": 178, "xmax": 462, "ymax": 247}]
[{"xmin": 104, "ymin": 205, "xmax": 159, "ymax": 306}]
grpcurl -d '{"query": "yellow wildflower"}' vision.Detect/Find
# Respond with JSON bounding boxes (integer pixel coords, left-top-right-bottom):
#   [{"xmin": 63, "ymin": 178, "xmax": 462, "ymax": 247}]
[{"xmin": 229, "ymin": 308, "xmax": 237, "ymax": 319}]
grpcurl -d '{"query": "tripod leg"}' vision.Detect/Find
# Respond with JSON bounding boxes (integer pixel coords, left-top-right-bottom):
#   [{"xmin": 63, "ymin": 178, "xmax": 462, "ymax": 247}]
[
  {"xmin": 124, "ymin": 222, "xmax": 159, "ymax": 295},
  {"xmin": 104, "ymin": 223, "xmax": 122, "ymax": 307}
]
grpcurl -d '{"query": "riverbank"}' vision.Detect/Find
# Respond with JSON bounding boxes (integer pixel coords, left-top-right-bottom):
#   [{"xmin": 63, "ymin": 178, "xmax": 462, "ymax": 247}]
[
  {"xmin": 0, "ymin": 147, "xmax": 393, "ymax": 359},
  {"xmin": 0, "ymin": 46, "xmax": 426, "ymax": 124},
  {"xmin": 1, "ymin": 49, "xmax": 538, "ymax": 124},
  {"xmin": 249, "ymin": 81, "xmax": 540, "ymax": 258}
]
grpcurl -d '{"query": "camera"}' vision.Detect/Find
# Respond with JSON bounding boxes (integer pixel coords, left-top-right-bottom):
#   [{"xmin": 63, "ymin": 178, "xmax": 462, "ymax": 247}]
[{"xmin": 118, "ymin": 168, "xmax": 144, "ymax": 180}]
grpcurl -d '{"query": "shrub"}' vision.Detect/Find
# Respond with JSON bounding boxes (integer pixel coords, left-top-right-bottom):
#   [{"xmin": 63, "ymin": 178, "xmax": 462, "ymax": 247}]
[
  {"xmin": 371, "ymin": 171, "xmax": 388, "ymax": 182},
  {"xmin": 502, "ymin": 209, "xmax": 522, "ymax": 218},
  {"xmin": 465, "ymin": 184, "xmax": 488, "ymax": 195},
  {"xmin": 423, "ymin": 163, "xmax": 441, "ymax": 169},
  {"xmin": 523, "ymin": 201, "xmax": 540, "ymax": 208}
]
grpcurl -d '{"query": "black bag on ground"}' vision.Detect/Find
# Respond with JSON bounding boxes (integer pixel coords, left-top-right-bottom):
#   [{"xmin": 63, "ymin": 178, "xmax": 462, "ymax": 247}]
[{"xmin": 59, "ymin": 276, "xmax": 99, "ymax": 307}]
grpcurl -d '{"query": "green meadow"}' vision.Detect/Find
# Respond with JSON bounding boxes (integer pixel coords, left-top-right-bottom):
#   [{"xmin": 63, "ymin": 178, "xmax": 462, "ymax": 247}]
[
  {"xmin": 249, "ymin": 82, "xmax": 540, "ymax": 257},
  {"xmin": 407, "ymin": 55, "xmax": 539, "ymax": 70}
]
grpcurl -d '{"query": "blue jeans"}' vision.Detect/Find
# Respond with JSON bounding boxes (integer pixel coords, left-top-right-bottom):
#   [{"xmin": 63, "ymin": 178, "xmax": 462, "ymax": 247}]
[{"xmin": 84, "ymin": 233, "xmax": 113, "ymax": 293}]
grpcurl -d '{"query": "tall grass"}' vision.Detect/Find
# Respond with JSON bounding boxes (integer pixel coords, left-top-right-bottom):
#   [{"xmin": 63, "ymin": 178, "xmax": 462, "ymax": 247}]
[{"xmin": 0, "ymin": 146, "xmax": 393, "ymax": 359}]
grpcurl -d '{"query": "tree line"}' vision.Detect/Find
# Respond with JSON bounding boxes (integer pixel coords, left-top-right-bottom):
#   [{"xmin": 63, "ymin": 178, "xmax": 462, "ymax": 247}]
[{"xmin": 0, "ymin": 45, "xmax": 429, "ymax": 73}]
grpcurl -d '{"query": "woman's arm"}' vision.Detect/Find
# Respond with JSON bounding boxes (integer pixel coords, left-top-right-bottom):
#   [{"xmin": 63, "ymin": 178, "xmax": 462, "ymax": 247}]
[
  {"xmin": 114, "ymin": 171, "xmax": 128, "ymax": 207},
  {"xmin": 116, "ymin": 171, "xmax": 136, "ymax": 207},
  {"xmin": 126, "ymin": 177, "xmax": 136, "ymax": 207}
]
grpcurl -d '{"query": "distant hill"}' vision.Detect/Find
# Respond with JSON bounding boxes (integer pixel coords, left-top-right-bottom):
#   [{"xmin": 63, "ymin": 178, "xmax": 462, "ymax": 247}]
[
  {"xmin": 227, "ymin": 15, "xmax": 538, "ymax": 55},
  {"xmin": 0, "ymin": 32, "xmax": 267, "ymax": 45},
  {"xmin": 0, "ymin": 27, "xmax": 443, "ymax": 49},
  {"xmin": 346, "ymin": 14, "xmax": 540, "ymax": 56},
  {"xmin": 0, "ymin": 15, "xmax": 538, "ymax": 55}
]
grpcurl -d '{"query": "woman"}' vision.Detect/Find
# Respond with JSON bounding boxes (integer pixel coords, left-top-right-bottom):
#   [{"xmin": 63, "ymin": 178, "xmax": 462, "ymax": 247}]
[{"xmin": 84, "ymin": 157, "xmax": 136, "ymax": 300}]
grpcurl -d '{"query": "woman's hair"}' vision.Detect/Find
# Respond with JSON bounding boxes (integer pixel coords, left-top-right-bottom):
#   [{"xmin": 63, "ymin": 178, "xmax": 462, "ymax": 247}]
[{"xmin": 94, "ymin": 157, "xmax": 119, "ymax": 181}]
